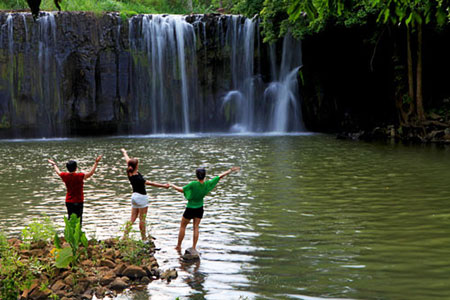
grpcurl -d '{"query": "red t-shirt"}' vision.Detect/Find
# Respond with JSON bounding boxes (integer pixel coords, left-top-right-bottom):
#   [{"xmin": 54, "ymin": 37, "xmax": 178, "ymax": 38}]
[{"xmin": 59, "ymin": 172, "xmax": 85, "ymax": 203}]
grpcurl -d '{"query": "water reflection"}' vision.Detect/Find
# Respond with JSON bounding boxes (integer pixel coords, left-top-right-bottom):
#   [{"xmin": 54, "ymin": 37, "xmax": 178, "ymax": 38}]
[
  {"xmin": 178, "ymin": 259, "xmax": 206, "ymax": 298},
  {"xmin": 0, "ymin": 136, "xmax": 450, "ymax": 300}
]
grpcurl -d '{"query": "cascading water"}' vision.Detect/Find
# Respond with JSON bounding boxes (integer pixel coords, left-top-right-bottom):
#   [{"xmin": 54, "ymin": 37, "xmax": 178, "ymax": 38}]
[
  {"xmin": 220, "ymin": 16, "xmax": 303, "ymax": 133},
  {"xmin": 129, "ymin": 15, "xmax": 197, "ymax": 133},
  {"xmin": 38, "ymin": 12, "xmax": 63, "ymax": 136},
  {"xmin": 0, "ymin": 12, "xmax": 63, "ymax": 137},
  {"xmin": 0, "ymin": 12, "xmax": 304, "ymax": 138},
  {"xmin": 265, "ymin": 34, "xmax": 304, "ymax": 132},
  {"xmin": 222, "ymin": 16, "xmax": 258, "ymax": 132}
]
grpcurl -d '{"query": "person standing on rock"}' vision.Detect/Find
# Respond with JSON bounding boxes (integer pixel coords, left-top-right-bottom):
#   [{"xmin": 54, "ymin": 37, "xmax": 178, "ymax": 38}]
[
  {"xmin": 121, "ymin": 148, "xmax": 169, "ymax": 241},
  {"xmin": 170, "ymin": 166, "xmax": 240, "ymax": 252},
  {"xmin": 48, "ymin": 155, "xmax": 102, "ymax": 226}
]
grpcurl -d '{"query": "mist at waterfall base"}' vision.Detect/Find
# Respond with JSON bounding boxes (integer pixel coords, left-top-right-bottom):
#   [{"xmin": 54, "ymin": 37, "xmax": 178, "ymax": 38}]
[{"xmin": 0, "ymin": 13, "xmax": 304, "ymax": 137}]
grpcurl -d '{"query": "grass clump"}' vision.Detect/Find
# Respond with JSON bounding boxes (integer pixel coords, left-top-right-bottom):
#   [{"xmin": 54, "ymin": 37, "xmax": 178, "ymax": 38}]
[{"xmin": 21, "ymin": 215, "xmax": 56, "ymax": 249}]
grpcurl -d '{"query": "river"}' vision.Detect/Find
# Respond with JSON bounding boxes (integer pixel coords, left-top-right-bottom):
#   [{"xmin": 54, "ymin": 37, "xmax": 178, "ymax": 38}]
[{"xmin": 0, "ymin": 134, "xmax": 449, "ymax": 300}]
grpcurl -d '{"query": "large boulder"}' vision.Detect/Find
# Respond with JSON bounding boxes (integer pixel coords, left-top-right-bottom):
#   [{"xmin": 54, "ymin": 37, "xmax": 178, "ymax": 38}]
[{"xmin": 122, "ymin": 265, "xmax": 147, "ymax": 279}]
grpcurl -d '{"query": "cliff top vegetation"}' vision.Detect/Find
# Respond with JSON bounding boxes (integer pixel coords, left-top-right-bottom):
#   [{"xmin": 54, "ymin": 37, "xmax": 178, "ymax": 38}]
[{"xmin": 0, "ymin": 0, "xmax": 223, "ymax": 15}]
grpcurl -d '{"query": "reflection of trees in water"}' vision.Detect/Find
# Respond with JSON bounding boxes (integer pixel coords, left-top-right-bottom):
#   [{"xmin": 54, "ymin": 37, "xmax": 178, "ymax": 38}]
[{"xmin": 179, "ymin": 258, "xmax": 208, "ymax": 299}]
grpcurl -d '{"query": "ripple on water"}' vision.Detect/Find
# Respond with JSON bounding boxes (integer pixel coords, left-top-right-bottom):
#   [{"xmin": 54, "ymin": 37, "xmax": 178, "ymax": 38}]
[{"xmin": 1, "ymin": 136, "xmax": 450, "ymax": 299}]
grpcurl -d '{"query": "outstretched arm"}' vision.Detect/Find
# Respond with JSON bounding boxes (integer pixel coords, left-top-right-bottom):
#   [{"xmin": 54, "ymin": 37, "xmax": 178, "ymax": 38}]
[
  {"xmin": 219, "ymin": 166, "xmax": 240, "ymax": 179},
  {"xmin": 146, "ymin": 181, "xmax": 170, "ymax": 189},
  {"xmin": 48, "ymin": 159, "xmax": 62, "ymax": 176},
  {"xmin": 84, "ymin": 155, "xmax": 102, "ymax": 180},
  {"xmin": 169, "ymin": 183, "xmax": 184, "ymax": 193},
  {"xmin": 121, "ymin": 148, "xmax": 131, "ymax": 164}
]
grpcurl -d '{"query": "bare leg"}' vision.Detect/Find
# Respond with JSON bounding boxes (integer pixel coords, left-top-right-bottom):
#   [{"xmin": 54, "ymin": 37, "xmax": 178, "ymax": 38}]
[
  {"xmin": 176, "ymin": 217, "xmax": 190, "ymax": 251},
  {"xmin": 138, "ymin": 207, "xmax": 148, "ymax": 240},
  {"xmin": 124, "ymin": 207, "xmax": 139, "ymax": 239},
  {"xmin": 192, "ymin": 218, "xmax": 201, "ymax": 250}
]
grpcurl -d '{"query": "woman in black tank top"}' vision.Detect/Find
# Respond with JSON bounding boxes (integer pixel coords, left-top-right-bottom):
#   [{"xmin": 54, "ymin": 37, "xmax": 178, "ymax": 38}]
[{"xmin": 121, "ymin": 148, "xmax": 169, "ymax": 240}]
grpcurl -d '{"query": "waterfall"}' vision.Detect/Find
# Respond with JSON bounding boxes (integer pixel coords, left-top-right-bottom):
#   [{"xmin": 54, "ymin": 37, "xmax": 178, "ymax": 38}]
[
  {"xmin": 37, "ymin": 12, "xmax": 63, "ymax": 136},
  {"xmin": 0, "ymin": 12, "xmax": 304, "ymax": 138},
  {"xmin": 6, "ymin": 14, "xmax": 15, "ymax": 128},
  {"xmin": 264, "ymin": 34, "xmax": 304, "ymax": 132},
  {"xmin": 222, "ymin": 17, "xmax": 303, "ymax": 133},
  {"xmin": 6, "ymin": 14, "xmax": 13, "ymax": 56},
  {"xmin": 129, "ymin": 15, "xmax": 197, "ymax": 133},
  {"xmin": 222, "ymin": 16, "xmax": 258, "ymax": 132}
]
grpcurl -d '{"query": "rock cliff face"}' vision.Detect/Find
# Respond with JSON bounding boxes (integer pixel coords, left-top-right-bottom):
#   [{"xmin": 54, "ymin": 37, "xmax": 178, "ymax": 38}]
[
  {"xmin": 0, "ymin": 12, "xmax": 303, "ymax": 138},
  {"xmin": 0, "ymin": 12, "xmax": 128, "ymax": 137}
]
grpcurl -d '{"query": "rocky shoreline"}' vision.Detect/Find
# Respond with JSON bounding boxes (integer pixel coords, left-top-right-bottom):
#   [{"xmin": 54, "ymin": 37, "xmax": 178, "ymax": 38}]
[
  {"xmin": 3, "ymin": 237, "xmax": 177, "ymax": 300},
  {"xmin": 337, "ymin": 118, "xmax": 450, "ymax": 144}
]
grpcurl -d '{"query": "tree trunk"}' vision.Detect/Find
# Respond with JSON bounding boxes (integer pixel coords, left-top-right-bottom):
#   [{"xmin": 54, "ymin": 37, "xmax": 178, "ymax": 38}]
[
  {"xmin": 416, "ymin": 23, "xmax": 425, "ymax": 121},
  {"xmin": 406, "ymin": 27, "xmax": 415, "ymax": 107},
  {"xmin": 399, "ymin": 26, "xmax": 415, "ymax": 124}
]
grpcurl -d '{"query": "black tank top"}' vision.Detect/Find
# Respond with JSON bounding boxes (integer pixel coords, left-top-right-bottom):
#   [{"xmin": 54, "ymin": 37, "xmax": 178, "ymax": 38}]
[{"xmin": 128, "ymin": 173, "xmax": 146, "ymax": 195}]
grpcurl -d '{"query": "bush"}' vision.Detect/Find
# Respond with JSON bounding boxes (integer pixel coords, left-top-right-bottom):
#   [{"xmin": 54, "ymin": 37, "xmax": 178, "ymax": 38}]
[
  {"xmin": 0, "ymin": 232, "xmax": 34, "ymax": 300},
  {"xmin": 21, "ymin": 215, "xmax": 56, "ymax": 248}
]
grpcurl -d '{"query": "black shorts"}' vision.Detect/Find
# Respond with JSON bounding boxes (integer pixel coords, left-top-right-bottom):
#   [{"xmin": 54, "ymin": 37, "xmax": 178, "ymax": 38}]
[
  {"xmin": 66, "ymin": 202, "xmax": 84, "ymax": 225},
  {"xmin": 183, "ymin": 207, "xmax": 204, "ymax": 219}
]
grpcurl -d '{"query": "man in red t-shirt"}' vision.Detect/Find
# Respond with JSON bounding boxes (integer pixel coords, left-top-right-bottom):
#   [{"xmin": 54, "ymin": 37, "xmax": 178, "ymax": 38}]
[{"xmin": 48, "ymin": 156, "xmax": 102, "ymax": 225}]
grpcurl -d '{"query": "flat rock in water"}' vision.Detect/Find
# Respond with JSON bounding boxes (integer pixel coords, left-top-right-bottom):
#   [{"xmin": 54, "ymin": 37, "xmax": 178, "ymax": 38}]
[
  {"xmin": 182, "ymin": 247, "xmax": 200, "ymax": 261},
  {"xmin": 160, "ymin": 269, "xmax": 178, "ymax": 281}
]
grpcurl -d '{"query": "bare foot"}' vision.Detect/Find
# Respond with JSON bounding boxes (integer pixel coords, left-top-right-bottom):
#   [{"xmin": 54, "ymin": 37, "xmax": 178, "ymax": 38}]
[{"xmin": 175, "ymin": 246, "xmax": 181, "ymax": 251}]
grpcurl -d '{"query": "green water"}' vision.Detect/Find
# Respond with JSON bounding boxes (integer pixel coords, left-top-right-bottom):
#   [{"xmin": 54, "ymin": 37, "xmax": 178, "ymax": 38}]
[{"xmin": 0, "ymin": 134, "xmax": 449, "ymax": 300}]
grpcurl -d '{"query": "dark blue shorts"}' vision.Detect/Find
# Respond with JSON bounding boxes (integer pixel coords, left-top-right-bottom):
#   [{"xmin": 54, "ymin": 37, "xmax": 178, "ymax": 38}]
[{"xmin": 183, "ymin": 207, "xmax": 204, "ymax": 219}]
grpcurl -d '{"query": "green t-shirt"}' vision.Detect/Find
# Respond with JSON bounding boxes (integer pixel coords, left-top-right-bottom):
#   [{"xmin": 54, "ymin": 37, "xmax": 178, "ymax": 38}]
[{"xmin": 183, "ymin": 176, "xmax": 220, "ymax": 208}]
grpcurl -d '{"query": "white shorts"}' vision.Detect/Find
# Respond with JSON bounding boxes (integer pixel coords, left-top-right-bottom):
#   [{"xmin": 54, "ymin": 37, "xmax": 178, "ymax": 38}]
[{"xmin": 131, "ymin": 192, "xmax": 149, "ymax": 208}]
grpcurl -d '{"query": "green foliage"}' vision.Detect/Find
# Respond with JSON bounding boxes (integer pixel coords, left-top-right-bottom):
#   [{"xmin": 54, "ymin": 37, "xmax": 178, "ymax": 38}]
[
  {"xmin": 0, "ymin": 232, "xmax": 34, "ymax": 300},
  {"xmin": 0, "ymin": 0, "xmax": 216, "ymax": 15},
  {"xmin": 21, "ymin": 215, "xmax": 56, "ymax": 248},
  {"xmin": 117, "ymin": 238, "xmax": 153, "ymax": 265},
  {"xmin": 371, "ymin": 0, "xmax": 449, "ymax": 28},
  {"xmin": 0, "ymin": 231, "xmax": 8, "ymax": 253},
  {"xmin": 53, "ymin": 214, "xmax": 88, "ymax": 268},
  {"xmin": 255, "ymin": 0, "xmax": 449, "ymax": 42},
  {"xmin": 54, "ymin": 246, "xmax": 74, "ymax": 268},
  {"xmin": 0, "ymin": 0, "xmax": 28, "ymax": 10},
  {"xmin": 232, "ymin": 0, "xmax": 264, "ymax": 16}
]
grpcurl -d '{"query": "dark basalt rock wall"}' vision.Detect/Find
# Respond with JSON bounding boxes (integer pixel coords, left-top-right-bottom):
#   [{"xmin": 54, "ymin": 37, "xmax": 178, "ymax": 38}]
[
  {"xmin": 0, "ymin": 12, "xmax": 277, "ymax": 137},
  {"xmin": 0, "ymin": 12, "xmax": 129, "ymax": 137}
]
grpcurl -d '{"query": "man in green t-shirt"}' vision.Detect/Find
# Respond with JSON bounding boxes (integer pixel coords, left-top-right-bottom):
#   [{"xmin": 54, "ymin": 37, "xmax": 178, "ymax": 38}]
[{"xmin": 170, "ymin": 166, "xmax": 240, "ymax": 252}]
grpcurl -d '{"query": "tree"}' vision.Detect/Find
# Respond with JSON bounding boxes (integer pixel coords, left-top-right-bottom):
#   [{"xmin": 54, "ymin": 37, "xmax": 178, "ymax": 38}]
[
  {"xmin": 371, "ymin": 0, "xmax": 448, "ymax": 123},
  {"xmin": 287, "ymin": 0, "xmax": 449, "ymax": 124}
]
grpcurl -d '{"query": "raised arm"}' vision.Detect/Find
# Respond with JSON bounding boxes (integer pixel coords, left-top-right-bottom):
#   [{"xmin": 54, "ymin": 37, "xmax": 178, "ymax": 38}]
[
  {"xmin": 219, "ymin": 166, "xmax": 240, "ymax": 179},
  {"xmin": 48, "ymin": 159, "xmax": 62, "ymax": 176},
  {"xmin": 84, "ymin": 155, "xmax": 102, "ymax": 180},
  {"xmin": 169, "ymin": 183, "xmax": 184, "ymax": 193},
  {"xmin": 146, "ymin": 181, "xmax": 170, "ymax": 189},
  {"xmin": 121, "ymin": 148, "xmax": 131, "ymax": 164}
]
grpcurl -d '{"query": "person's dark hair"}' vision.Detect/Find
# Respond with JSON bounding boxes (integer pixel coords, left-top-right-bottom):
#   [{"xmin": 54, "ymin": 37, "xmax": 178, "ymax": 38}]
[
  {"xmin": 196, "ymin": 168, "xmax": 206, "ymax": 180},
  {"xmin": 66, "ymin": 160, "xmax": 77, "ymax": 172},
  {"xmin": 127, "ymin": 158, "xmax": 138, "ymax": 177}
]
